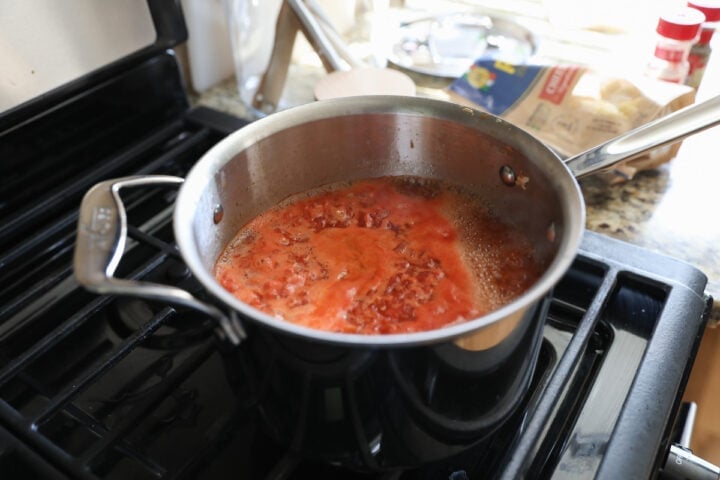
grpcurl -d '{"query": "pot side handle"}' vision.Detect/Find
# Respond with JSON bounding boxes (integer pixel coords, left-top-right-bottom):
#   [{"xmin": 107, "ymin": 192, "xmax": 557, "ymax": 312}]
[{"xmin": 73, "ymin": 176, "xmax": 246, "ymax": 345}]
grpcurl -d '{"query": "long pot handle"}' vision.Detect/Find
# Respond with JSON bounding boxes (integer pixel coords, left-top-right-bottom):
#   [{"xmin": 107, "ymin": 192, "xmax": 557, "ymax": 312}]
[
  {"xmin": 565, "ymin": 94, "xmax": 720, "ymax": 178},
  {"xmin": 73, "ymin": 175, "xmax": 246, "ymax": 345}
]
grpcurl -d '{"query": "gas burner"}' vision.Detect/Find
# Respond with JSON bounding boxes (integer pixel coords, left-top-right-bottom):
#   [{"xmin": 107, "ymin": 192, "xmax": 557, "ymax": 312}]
[
  {"xmin": 108, "ymin": 256, "xmax": 218, "ymax": 350},
  {"xmin": 108, "ymin": 297, "xmax": 215, "ymax": 350}
]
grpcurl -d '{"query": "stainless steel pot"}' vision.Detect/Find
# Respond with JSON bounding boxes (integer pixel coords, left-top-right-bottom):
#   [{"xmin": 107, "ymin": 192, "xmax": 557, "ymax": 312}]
[
  {"xmin": 74, "ymin": 94, "xmax": 720, "ymax": 347},
  {"xmin": 73, "ymin": 94, "xmax": 720, "ymax": 469}
]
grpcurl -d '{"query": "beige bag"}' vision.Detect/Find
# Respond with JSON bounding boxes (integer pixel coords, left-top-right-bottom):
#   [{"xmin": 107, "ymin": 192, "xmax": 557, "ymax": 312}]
[{"xmin": 447, "ymin": 61, "xmax": 696, "ymax": 182}]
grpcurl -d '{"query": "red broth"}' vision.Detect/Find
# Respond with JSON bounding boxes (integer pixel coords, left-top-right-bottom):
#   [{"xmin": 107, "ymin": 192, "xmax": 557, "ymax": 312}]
[{"xmin": 214, "ymin": 177, "xmax": 543, "ymax": 334}]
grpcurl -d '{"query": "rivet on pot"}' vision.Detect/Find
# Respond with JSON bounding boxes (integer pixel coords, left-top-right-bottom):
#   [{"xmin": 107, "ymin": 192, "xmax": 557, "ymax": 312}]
[
  {"xmin": 213, "ymin": 204, "xmax": 224, "ymax": 224},
  {"xmin": 547, "ymin": 222, "xmax": 556, "ymax": 242},
  {"xmin": 500, "ymin": 165, "xmax": 516, "ymax": 186}
]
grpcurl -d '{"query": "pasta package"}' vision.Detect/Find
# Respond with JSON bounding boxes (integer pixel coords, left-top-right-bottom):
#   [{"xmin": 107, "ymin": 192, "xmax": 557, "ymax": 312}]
[{"xmin": 447, "ymin": 60, "xmax": 696, "ymax": 182}]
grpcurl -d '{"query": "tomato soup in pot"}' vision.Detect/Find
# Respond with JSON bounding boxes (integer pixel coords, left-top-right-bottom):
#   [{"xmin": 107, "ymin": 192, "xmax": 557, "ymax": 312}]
[{"xmin": 213, "ymin": 176, "xmax": 543, "ymax": 334}]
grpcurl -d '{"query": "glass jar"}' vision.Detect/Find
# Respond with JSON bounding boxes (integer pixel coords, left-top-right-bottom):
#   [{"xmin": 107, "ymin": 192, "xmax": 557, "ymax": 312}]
[
  {"xmin": 645, "ymin": 7, "xmax": 706, "ymax": 84},
  {"xmin": 686, "ymin": 0, "xmax": 720, "ymax": 88}
]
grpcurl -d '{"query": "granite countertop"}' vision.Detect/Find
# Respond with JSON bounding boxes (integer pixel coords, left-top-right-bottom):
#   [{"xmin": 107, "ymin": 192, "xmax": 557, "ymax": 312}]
[{"xmin": 191, "ymin": 29, "xmax": 720, "ymax": 324}]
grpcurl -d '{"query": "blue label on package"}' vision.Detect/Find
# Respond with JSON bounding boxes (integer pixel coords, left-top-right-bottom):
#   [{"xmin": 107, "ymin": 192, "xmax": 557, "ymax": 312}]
[{"xmin": 449, "ymin": 60, "xmax": 544, "ymax": 116}]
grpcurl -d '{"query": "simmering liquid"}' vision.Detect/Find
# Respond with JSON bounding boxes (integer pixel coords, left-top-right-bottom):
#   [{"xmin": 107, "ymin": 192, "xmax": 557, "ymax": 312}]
[{"xmin": 214, "ymin": 177, "xmax": 543, "ymax": 334}]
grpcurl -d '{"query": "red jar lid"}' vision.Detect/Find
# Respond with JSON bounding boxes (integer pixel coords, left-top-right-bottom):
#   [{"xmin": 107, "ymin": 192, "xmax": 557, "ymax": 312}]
[
  {"xmin": 656, "ymin": 7, "xmax": 706, "ymax": 40},
  {"xmin": 688, "ymin": 0, "xmax": 720, "ymax": 22}
]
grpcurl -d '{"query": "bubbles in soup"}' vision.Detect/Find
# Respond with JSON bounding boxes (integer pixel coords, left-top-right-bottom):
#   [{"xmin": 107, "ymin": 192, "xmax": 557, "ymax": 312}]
[{"xmin": 213, "ymin": 176, "xmax": 544, "ymax": 334}]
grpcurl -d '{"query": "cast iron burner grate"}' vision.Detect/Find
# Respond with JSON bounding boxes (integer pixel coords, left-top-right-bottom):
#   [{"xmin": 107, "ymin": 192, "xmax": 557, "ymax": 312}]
[{"xmin": 0, "ymin": 53, "xmax": 711, "ymax": 480}]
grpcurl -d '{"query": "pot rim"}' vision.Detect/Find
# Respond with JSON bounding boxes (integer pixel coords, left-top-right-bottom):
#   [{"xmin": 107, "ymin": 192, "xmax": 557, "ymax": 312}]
[{"xmin": 173, "ymin": 95, "xmax": 586, "ymax": 347}]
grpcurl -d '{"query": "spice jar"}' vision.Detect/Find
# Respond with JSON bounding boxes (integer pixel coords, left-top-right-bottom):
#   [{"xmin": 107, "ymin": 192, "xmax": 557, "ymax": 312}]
[
  {"xmin": 645, "ymin": 7, "xmax": 706, "ymax": 84},
  {"xmin": 686, "ymin": 0, "xmax": 720, "ymax": 88}
]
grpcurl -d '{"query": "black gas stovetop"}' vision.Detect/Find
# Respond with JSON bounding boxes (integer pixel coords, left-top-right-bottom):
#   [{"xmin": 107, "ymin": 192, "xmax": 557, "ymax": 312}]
[{"xmin": 0, "ymin": 4, "xmax": 712, "ymax": 480}]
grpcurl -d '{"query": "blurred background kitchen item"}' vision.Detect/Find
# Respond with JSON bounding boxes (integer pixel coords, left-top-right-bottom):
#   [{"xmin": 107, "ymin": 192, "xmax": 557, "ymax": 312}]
[
  {"xmin": 181, "ymin": 0, "xmax": 720, "ymax": 119},
  {"xmin": 387, "ymin": 11, "xmax": 537, "ymax": 87},
  {"xmin": 223, "ymin": 0, "xmax": 284, "ymax": 118},
  {"xmin": 686, "ymin": 0, "xmax": 720, "ymax": 87},
  {"xmin": 0, "ymin": 0, "xmax": 157, "ymax": 112},
  {"xmin": 180, "ymin": 0, "xmax": 235, "ymax": 92},
  {"xmin": 284, "ymin": 0, "xmax": 416, "ymax": 102},
  {"xmin": 644, "ymin": 6, "xmax": 706, "ymax": 84},
  {"xmin": 217, "ymin": 0, "xmax": 417, "ymax": 117}
]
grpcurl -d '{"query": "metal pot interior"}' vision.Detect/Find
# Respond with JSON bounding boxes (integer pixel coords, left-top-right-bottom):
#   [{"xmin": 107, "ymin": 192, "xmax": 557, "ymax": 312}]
[{"xmin": 174, "ymin": 95, "xmax": 585, "ymax": 346}]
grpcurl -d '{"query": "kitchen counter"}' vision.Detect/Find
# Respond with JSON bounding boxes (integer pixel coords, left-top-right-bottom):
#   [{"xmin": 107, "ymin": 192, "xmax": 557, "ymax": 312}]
[{"xmin": 189, "ymin": 5, "xmax": 720, "ymax": 324}]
